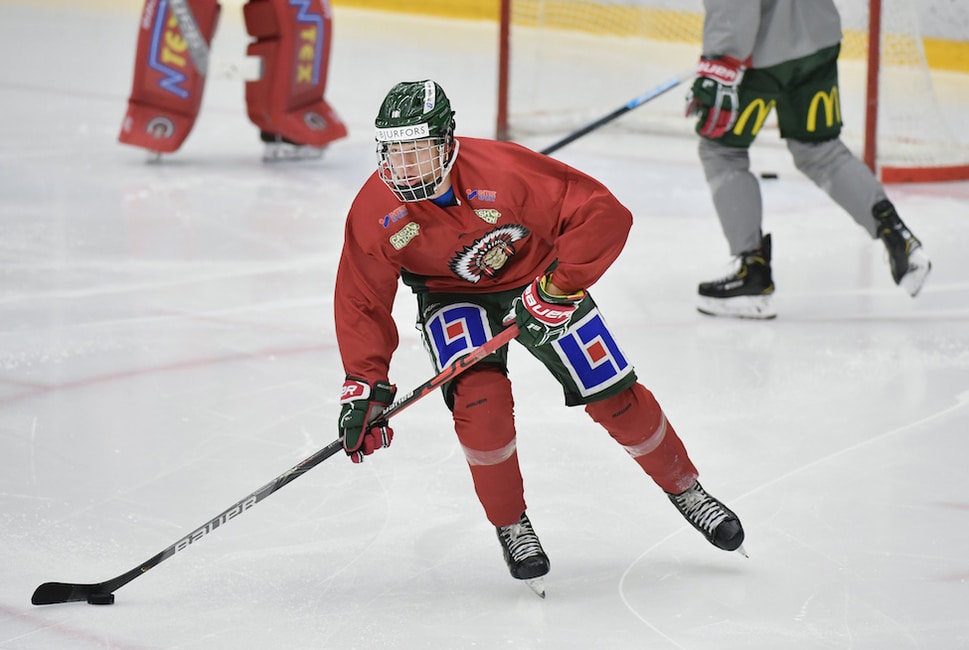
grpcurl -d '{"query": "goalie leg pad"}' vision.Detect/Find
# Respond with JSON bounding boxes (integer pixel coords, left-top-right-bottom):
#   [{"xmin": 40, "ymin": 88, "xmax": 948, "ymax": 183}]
[
  {"xmin": 244, "ymin": 0, "xmax": 347, "ymax": 147},
  {"xmin": 452, "ymin": 367, "xmax": 526, "ymax": 527},
  {"xmin": 585, "ymin": 383, "xmax": 699, "ymax": 495},
  {"xmin": 119, "ymin": 0, "xmax": 221, "ymax": 153}
]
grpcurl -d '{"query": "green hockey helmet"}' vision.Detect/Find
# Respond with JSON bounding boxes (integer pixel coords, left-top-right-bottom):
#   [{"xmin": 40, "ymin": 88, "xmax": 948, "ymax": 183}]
[{"xmin": 375, "ymin": 80, "xmax": 458, "ymax": 202}]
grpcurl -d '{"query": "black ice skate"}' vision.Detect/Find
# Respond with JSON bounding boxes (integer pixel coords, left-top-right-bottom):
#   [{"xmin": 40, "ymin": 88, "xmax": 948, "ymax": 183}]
[
  {"xmin": 668, "ymin": 482, "xmax": 747, "ymax": 556},
  {"xmin": 496, "ymin": 512, "xmax": 550, "ymax": 598},
  {"xmin": 697, "ymin": 233, "xmax": 776, "ymax": 319},
  {"xmin": 873, "ymin": 199, "xmax": 931, "ymax": 297}
]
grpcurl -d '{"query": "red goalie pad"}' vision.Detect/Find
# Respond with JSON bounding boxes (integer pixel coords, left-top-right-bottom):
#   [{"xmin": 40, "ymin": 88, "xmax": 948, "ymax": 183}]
[
  {"xmin": 243, "ymin": 0, "xmax": 347, "ymax": 146},
  {"xmin": 119, "ymin": 0, "xmax": 220, "ymax": 154}
]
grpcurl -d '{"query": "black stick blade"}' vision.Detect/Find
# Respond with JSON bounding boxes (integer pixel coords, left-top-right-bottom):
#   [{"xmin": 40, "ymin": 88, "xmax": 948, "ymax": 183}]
[{"xmin": 32, "ymin": 582, "xmax": 103, "ymax": 605}]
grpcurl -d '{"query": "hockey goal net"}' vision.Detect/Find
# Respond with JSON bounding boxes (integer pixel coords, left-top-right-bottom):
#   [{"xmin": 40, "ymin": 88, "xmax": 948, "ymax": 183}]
[{"xmin": 496, "ymin": 0, "xmax": 969, "ymax": 182}]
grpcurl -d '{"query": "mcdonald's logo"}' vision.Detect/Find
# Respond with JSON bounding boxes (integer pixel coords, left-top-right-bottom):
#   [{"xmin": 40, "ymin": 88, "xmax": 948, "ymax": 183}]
[
  {"xmin": 807, "ymin": 87, "xmax": 841, "ymax": 132},
  {"xmin": 732, "ymin": 98, "xmax": 776, "ymax": 136}
]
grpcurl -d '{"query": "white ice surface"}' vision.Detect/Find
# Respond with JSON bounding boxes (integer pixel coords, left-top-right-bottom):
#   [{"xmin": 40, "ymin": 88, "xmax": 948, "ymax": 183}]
[{"xmin": 2, "ymin": 3, "xmax": 969, "ymax": 649}]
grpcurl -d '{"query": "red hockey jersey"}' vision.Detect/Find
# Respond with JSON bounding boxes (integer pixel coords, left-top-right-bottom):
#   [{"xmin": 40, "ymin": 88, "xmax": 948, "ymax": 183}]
[{"xmin": 334, "ymin": 137, "xmax": 633, "ymax": 381}]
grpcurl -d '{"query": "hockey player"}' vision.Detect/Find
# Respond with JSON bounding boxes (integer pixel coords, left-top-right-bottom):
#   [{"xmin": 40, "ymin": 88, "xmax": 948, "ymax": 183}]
[
  {"xmin": 686, "ymin": 0, "xmax": 931, "ymax": 319},
  {"xmin": 118, "ymin": 0, "xmax": 346, "ymax": 160},
  {"xmin": 334, "ymin": 80, "xmax": 746, "ymax": 596}
]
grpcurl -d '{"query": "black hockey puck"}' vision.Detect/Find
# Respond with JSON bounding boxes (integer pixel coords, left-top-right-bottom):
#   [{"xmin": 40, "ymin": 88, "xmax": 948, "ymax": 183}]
[
  {"xmin": 760, "ymin": 172, "xmax": 778, "ymax": 179},
  {"xmin": 87, "ymin": 593, "xmax": 115, "ymax": 605}
]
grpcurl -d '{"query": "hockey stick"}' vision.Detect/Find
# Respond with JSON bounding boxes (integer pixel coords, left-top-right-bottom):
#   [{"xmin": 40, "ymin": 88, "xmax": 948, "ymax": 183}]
[
  {"xmin": 31, "ymin": 324, "xmax": 520, "ymax": 606},
  {"xmin": 168, "ymin": 0, "xmax": 210, "ymax": 76},
  {"xmin": 167, "ymin": 0, "xmax": 262, "ymax": 81},
  {"xmin": 539, "ymin": 70, "xmax": 694, "ymax": 156}
]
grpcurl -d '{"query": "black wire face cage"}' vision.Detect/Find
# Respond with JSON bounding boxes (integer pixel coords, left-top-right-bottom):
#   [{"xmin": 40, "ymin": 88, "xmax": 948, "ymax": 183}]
[{"xmin": 375, "ymin": 122, "xmax": 457, "ymax": 202}]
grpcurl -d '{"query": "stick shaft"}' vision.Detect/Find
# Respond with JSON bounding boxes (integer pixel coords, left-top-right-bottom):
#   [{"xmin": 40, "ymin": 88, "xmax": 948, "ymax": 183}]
[
  {"xmin": 168, "ymin": 0, "xmax": 210, "ymax": 75},
  {"xmin": 31, "ymin": 325, "xmax": 519, "ymax": 605},
  {"xmin": 540, "ymin": 71, "xmax": 692, "ymax": 156}
]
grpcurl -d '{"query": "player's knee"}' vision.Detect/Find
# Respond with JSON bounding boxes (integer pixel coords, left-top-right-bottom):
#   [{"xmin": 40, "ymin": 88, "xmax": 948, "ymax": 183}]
[
  {"xmin": 699, "ymin": 138, "xmax": 752, "ymax": 186},
  {"xmin": 585, "ymin": 383, "xmax": 664, "ymax": 441},
  {"xmin": 452, "ymin": 367, "xmax": 515, "ymax": 447},
  {"xmin": 787, "ymin": 137, "xmax": 851, "ymax": 179}
]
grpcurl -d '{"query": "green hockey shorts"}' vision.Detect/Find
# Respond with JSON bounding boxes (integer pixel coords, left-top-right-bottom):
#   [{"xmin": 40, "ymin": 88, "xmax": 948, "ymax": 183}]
[
  {"xmin": 414, "ymin": 286, "xmax": 638, "ymax": 409},
  {"xmin": 715, "ymin": 43, "xmax": 844, "ymax": 147}
]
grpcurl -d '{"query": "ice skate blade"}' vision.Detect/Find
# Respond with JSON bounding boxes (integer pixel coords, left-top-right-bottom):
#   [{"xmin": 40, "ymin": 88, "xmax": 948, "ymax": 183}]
[
  {"xmin": 697, "ymin": 294, "xmax": 777, "ymax": 320},
  {"xmin": 262, "ymin": 143, "xmax": 326, "ymax": 163},
  {"xmin": 524, "ymin": 577, "xmax": 546, "ymax": 598},
  {"xmin": 900, "ymin": 250, "xmax": 931, "ymax": 297}
]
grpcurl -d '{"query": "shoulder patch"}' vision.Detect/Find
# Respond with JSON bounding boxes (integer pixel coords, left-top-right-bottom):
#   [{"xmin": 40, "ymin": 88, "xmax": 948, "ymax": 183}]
[
  {"xmin": 390, "ymin": 222, "xmax": 420, "ymax": 250},
  {"xmin": 380, "ymin": 205, "xmax": 408, "ymax": 228},
  {"xmin": 473, "ymin": 209, "xmax": 500, "ymax": 224},
  {"xmin": 465, "ymin": 188, "xmax": 497, "ymax": 202}
]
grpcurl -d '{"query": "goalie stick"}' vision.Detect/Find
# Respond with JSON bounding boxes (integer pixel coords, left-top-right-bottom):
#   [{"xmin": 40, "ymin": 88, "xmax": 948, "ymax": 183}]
[
  {"xmin": 168, "ymin": 0, "xmax": 210, "ymax": 76},
  {"xmin": 169, "ymin": 0, "xmax": 263, "ymax": 81},
  {"xmin": 31, "ymin": 324, "xmax": 520, "ymax": 606},
  {"xmin": 540, "ymin": 70, "xmax": 693, "ymax": 156}
]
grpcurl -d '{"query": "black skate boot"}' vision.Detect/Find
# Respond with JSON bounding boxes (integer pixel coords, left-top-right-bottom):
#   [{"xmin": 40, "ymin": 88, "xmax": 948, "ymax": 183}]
[
  {"xmin": 668, "ymin": 482, "xmax": 746, "ymax": 554},
  {"xmin": 496, "ymin": 512, "xmax": 549, "ymax": 597},
  {"xmin": 872, "ymin": 199, "xmax": 931, "ymax": 297},
  {"xmin": 697, "ymin": 233, "xmax": 776, "ymax": 319}
]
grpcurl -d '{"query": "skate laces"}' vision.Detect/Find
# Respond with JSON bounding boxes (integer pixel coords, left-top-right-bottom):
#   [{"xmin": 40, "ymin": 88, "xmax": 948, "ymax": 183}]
[
  {"xmin": 711, "ymin": 247, "xmax": 770, "ymax": 283},
  {"xmin": 875, "ymin": 204, "xmax": 920, "ymax": 251},
  {"xmin": 707, "ymin": 255, "xmax": 748, "ymax": 284},
  {"xmin": 875, "ymin": 207, "xmax": 922, "ymax": 282},
  {"xmin": 498, "ymin": 516, "xmax": 544, "ymax": 562},
  {"xmin": 671, "ymin": 484, "xmax": 730, "ymax": 535}
]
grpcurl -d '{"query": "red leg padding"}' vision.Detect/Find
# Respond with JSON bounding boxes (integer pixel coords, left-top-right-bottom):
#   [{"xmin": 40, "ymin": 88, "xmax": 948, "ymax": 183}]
[
  {"xmin": 451, "ymin": 367, "xmax": 525, "ymax": 527},
  {"xmin": 243, "ymin": 0, "xmax": 347, "ymax": 146},
  {"xmin": 119, "ymin": 0, "xmax": 221, "ymax": 153},
  {"xmin": 585, "ymin": 383, "xmax": 698, "ymax": 494}
]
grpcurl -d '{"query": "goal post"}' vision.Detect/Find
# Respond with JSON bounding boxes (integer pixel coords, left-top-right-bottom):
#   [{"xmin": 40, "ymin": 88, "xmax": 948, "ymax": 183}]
[
  {"xmin": 496, "ymin": 0, "xmax": 969, "ymax": 183},
  {"xmin": 864, "ymin": 0, "xmax": 882, "ymax": 175},
  {"xmin": 497, "ymin": 0, "xmax": 512, "ymax": 142}
]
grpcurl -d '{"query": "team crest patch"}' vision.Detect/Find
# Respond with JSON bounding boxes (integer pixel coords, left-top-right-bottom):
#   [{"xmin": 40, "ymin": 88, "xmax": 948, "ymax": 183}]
[
  {"xmin": 390, "ymin": 222, "xmax": 420, "ymax": 250},
  {"xmin": 380, "ymin": 206, "xmax": 408, "ymax": 228},
  {"xmin": 474, "ymin": 209, "xmax": 500, "ymax": 224},
  {"xmin": 554, "ymin": 310, "xmax": 632, "ymax": 397},
  {"xmin": 449, "ymin": 224, "xmax": 529, "ymax": 283}
]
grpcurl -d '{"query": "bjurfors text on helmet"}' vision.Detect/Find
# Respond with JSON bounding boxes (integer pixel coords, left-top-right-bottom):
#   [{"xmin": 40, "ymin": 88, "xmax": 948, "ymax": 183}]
[{"xmin": 376, "ymin": 124, "xmax": 431, "ymax": 142}]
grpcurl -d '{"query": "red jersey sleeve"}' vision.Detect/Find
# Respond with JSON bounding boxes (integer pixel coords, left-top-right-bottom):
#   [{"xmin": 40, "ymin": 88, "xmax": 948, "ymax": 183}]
[
  {"xmin": 551, "ymin": 168, "xmax": 632, "ymax": 293},
  {"xmin": 334, "ymin": 180, "xmax": 402, "ymax": 382}
]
